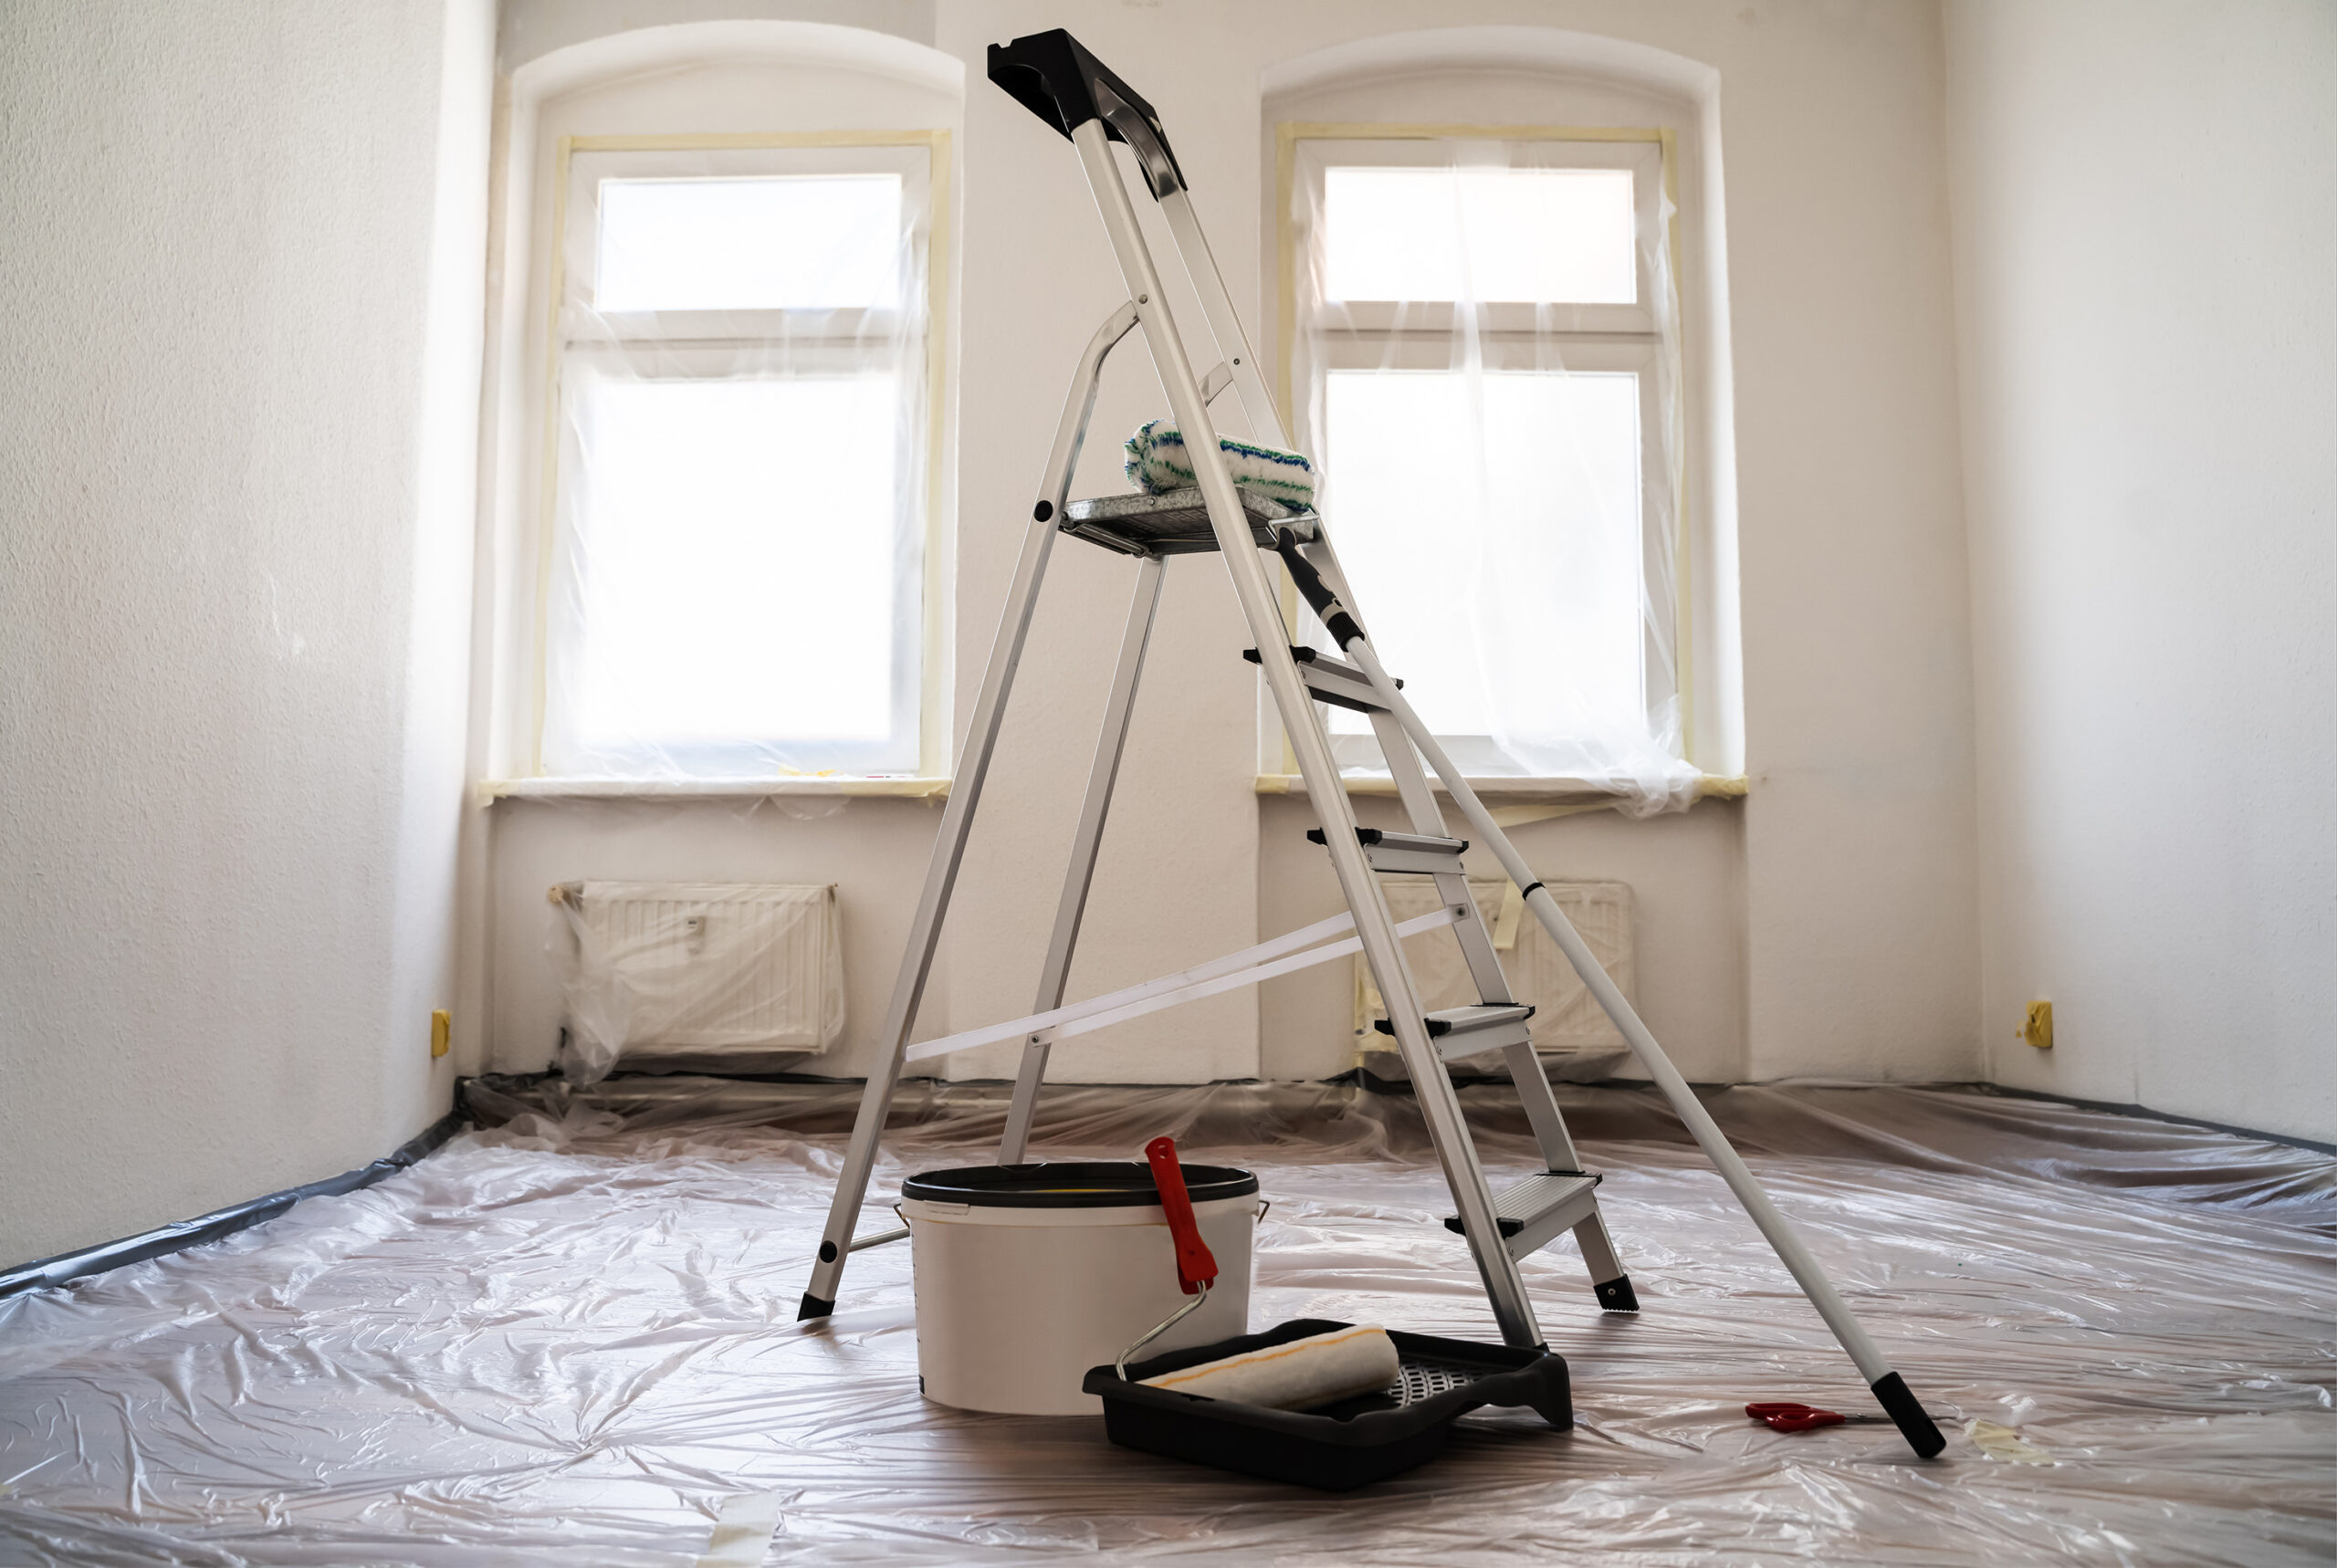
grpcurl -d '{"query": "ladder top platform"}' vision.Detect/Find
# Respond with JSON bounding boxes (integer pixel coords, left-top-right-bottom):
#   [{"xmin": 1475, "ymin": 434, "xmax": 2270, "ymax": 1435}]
[{"xmin": 1062, "ymin": 487, "xmax": 1317, "ymax": 558}]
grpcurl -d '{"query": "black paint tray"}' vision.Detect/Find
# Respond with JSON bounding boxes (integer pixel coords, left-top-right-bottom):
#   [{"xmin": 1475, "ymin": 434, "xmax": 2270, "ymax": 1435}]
[{"xmin": 1083, "ymin": 1317, "xmax": 1571, "ymax": 1490}]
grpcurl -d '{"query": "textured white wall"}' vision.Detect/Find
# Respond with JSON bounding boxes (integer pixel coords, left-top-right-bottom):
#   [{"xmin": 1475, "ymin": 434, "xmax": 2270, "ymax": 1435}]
[
  {"xmin": 1947, "ymin": 0, "xmax": 2337, "ymax": 1141},
  {"xmin": 0, "ymin": 0, "xmax": 494, "ymax": 1265},
  {"xmin": 1706, "ymin": 2, "xmax": 1979, "ymax": 1082},
  {"xmin": 480, "ymin": 2, "xmax": 1984, "ymax": 1090}
]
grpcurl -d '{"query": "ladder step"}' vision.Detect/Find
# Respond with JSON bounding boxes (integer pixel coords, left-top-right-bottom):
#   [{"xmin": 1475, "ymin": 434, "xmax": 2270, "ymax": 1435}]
[
  {"xmin": 1373, "ymin": 1003, "xmax": 1535, "ymax": 1061},
  {"xmin": 1442, "ymin": 1171, "xmax": 1603, "ymax": 1260},
  {"xmin": 1061, "ymin": 487, "xmax": 1316, "ymax": 558},
  {"xmin": 1242, "ymin": 645, "xmax": 1399, "ymax": 713},
  {"xmin": 1306, "ymin": 824, "xmax": 1467, "ymax": 874}
]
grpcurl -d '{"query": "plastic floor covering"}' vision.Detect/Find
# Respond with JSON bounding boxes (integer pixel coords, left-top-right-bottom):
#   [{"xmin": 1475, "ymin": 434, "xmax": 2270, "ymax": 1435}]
[{"xmin": 1, "ymin": 1079, "xmax": 2332, "ymax": 1565}]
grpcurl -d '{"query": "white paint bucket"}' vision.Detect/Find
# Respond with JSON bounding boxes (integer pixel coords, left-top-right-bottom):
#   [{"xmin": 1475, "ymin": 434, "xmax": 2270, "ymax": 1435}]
[{"xmin": 899, "ymin": 1161, "xmax": 1259, "ymax": 1416}]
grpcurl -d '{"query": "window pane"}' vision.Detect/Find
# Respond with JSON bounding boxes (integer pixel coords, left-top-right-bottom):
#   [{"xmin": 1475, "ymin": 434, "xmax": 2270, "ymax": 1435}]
[
  {"xmin": 1324, "ymin": 167, "xmax": 1636, "ymax": 304},
  {"xmin": 566, "ymin": 377, "xmax": 899, "ymax": 752},
  {"xmin": 594, "ymin": 176, "xmax": 902, "ymax": 311},
  {"xmin": 1323, "ymin": 371, "xmax": 1643, "ymax": 740}
]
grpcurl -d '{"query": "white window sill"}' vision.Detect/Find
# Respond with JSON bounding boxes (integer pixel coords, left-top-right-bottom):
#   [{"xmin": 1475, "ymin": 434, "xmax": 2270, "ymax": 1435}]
[
  {"xmin": 478, "ymin": 773, "xmax": 1745, "ymax": 808},
  {"xmin": 1254, "ymin": 773, "xmax": 1748, "ymax": 806},
  {"xmin": 481, "ymin": 776, "xmax": 951, "ymax": 804}
]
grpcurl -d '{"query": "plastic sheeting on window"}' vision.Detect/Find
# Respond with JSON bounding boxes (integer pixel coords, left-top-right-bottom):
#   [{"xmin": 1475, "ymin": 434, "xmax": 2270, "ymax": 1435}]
[
  {"xmin": 548, "ymin": 880, "xmax": 845, "ymax": 1085},
  {"xmin": 2, "ymin": 1080, "xmax": 2331, "ymax": 1563},
  {"xmin": 538, "ymin": 141, "xmax": 938, "ymax": 782},
  {"xmin": 1289, "ymin": 137, "xmax": 1700, "ymax": 814}
]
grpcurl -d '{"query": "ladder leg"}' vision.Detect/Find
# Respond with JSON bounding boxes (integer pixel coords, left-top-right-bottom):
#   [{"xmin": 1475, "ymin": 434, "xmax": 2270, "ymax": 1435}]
[
  {"xmin": 1569, "ymin": 1207, "xmax": 1638, "ymax": 1312},
  {"xmin": 1504, "ymin": 1040, "xmax": 1637, "ymax": 1311},
  {"xmin": 800, "ymin": 302, "xmax": 1138, "ymax": 1322},
  {"xmin": 999, "ymin": 553, "xmax": 1168, "ymax": 1163},
  {"xmin": 1496, "ymin": 1037, "xmax": 1637, "ymax": 1311},
  {"xmin": 1368, "ymin": 708, "xmax": 1637, "ymax": 1312},
  {"xmin": 799, "ymin": 511, "xmax": 1053, "ymax": 1321},
  {"xmin": 1070, "ymin": 119, "xmax": 1543, "ymax": 1351},
  {"xmin": 1336, "ymin": 625, "xmax": 1944, "ymax": 1457}
]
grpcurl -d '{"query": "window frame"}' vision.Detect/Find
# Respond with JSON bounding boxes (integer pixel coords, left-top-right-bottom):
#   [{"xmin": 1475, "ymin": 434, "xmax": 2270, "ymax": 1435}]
[
  {"xmin": 529, "ymin": 130, "xmax": 953, "ymax": 780},
  {"xmin": 1272, "ymin": 123, "xmax": 1692, "ymax": 783}
]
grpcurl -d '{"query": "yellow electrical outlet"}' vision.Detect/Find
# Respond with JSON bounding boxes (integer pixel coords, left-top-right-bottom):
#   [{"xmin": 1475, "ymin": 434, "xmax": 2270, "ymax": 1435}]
[
  {"xmin": 2020, "ymin": 1000, "xmax": 2053, "ymax": 1050},
  {"xmin": 431, "ymin": 1009, "xmax": 451, "ymax": 1059}
]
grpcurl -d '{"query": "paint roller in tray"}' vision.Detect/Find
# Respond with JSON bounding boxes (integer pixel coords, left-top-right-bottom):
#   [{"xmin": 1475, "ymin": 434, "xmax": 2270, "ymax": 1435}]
[
  {"xmin": 1116, "ymin": 1136, "xmax": 1401, "ymax": 1412},
  {"xmin": 1089, "ymin": 1134, "xmax": 1572, "ymax": 1488},
  {"xmin": 1139, "ymin": 1323, "xmax": 1402, "ymax": 1412}
]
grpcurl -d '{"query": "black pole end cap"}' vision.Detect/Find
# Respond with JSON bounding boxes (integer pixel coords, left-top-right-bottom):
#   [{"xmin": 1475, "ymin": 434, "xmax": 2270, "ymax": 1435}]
[
  {"xmin": 1871, "ymin": 1371, "xmax": 1946, "ymax": 1458},
  {"xmin": 797, "ymin": 1292, "xmax": 836, "ymax": 1322},
  {"xmin": 1595, "ymin": 1275, "xmax": 1640, "ymax": 1313}
]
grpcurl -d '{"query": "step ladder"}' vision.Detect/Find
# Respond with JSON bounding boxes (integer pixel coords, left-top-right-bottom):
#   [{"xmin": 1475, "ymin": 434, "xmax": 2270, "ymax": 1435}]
[{"xmin": 798, "ymin": 28, "xmax": 1945, "ymax": 1458}]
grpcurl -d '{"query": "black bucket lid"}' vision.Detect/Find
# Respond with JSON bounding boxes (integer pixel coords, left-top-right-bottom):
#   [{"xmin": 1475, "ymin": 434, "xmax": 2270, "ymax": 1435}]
[{"xmin": 901, "ymin": 1160, "xmax": 1258, "ymax": 1209}]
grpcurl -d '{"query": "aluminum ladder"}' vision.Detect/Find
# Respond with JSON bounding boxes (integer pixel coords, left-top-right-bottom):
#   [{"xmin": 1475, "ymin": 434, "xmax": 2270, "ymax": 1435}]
[{"xmin": 797, "ymin": 27, "xmax": 1946, "ymax": 1459}]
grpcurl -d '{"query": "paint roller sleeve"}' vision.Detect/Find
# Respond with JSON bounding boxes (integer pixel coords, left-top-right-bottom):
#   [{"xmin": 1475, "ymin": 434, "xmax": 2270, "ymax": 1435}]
[
  {"xmin": 1139, "ymin": 1324, "xmax": 1401, "ymax": 1411},
  {"xmin": 1122, "ymin": 419, "xmax": 1318, "ymax": 508}
]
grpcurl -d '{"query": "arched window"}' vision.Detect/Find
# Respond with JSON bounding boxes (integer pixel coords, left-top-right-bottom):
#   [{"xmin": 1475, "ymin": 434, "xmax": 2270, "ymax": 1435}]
[
  {"xmin": 1266, "ymin": 29, "xmax": 1735, "ymax": 811},
  {"xmin": 485, "ymin": 24, "xmax": 961, "ymax": 783}
]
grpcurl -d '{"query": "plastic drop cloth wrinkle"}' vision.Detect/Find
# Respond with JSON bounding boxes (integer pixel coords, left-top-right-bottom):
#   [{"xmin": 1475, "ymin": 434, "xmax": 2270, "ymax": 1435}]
[{"xmin": 1, "ymin": 1082, "xmax": 2331, "ymax": 1565}]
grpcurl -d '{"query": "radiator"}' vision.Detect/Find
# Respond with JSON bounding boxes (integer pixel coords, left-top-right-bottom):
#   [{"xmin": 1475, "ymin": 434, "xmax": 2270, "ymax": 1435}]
[
  {"xmin": 551, "ymin": 881, "xmax": 845, "ymax": 1080},
  {"xmin": 1357, "ymin": 876, "xmax": 1634, "ymax": 1058}
]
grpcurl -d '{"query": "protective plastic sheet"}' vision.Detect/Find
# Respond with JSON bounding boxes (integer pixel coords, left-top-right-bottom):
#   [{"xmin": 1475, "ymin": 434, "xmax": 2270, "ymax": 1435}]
[
  {"xmin": 549, "ymin": 882, "xmax": 847, "ymax": 1085},
  {"xmin": 3, "ymin": 1082, "xmax": 2331, "ymax": 1565},
  {"xmin": 538, "ymin": 142, "xmax": 937, "ymax": 782}
]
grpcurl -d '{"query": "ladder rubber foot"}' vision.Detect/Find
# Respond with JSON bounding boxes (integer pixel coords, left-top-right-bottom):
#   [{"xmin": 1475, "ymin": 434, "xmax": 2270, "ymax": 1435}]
[
  {"xmin": 797, "ymin": 1292, "xmax": 835, "ymax": 1322},
  {"xmin": 1595, "ymin": 1275, "xmax": 1640, "ymax": 1312},
  {"xmin": 1871, "ymin": 1371, "xmax": 1946, "ymax": 1458}
]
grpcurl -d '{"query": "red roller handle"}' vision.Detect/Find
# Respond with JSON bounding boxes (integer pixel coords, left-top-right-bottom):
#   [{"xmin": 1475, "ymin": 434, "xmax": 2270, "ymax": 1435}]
[{"xmin": 1144, "ymin": 1135, "xmax": 1218, "ymax": 1295}]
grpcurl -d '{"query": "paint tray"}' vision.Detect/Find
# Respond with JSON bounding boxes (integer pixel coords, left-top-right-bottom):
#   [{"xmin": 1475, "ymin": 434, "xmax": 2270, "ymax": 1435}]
[{"xmin": 1082, "ymin": 1317, "xmax": 1571, "ymax": 1490}]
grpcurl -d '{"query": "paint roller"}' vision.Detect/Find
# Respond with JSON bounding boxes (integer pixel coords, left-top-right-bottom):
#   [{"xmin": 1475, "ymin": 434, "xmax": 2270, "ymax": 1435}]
[
  {"xmin": 1121, "ymin": 1136, "xmax": 1402, "ymax": 1412},
  {"xmin": 1140, "ymin": 1322, "xmax": 1402, "ymax": 1410}
]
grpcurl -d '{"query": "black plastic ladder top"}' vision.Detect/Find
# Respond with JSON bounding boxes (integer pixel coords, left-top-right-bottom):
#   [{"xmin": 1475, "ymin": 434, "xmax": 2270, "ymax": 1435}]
[{"xmin": 988, "ymin": 29, "xmax": 1188, "ymax": 200}]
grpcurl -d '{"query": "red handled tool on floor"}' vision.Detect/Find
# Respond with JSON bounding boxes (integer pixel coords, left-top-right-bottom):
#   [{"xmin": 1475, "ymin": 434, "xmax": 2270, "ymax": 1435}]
[
  {"xmin": 1747, "ymin": 1400, "xmax": 1941, "ymax": 1433},
  {"xmin": 1748, "ymin": 1402, "xmax": 1850, "ymax": 1432}
]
